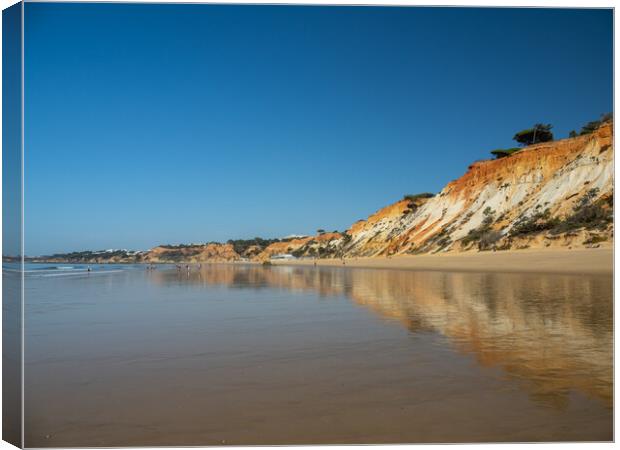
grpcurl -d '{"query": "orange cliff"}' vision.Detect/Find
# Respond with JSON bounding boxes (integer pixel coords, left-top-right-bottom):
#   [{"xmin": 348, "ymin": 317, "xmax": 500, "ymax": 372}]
[
  {"xmin": 144, "ymin": 243, "xmax": 240, "ymax": 263},
  {"xmin": 340, "ymin": 122, "xmax": 613, "ymax": 256}
]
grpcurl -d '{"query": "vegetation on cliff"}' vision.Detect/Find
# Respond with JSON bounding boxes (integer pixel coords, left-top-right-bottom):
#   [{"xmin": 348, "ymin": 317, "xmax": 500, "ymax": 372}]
[
  {"xmin": 513, "ymin": 123, "xmax": 554, "ymax": 146},
  {"xmin": 491, "ymin": 113, "xmax": 612, "ymax": 159}
]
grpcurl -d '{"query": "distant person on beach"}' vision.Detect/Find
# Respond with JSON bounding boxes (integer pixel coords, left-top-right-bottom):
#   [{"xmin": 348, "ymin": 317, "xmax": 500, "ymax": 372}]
[{"xmin": 87, "ymin": 266, "xmax": 91, "ymax": 272}]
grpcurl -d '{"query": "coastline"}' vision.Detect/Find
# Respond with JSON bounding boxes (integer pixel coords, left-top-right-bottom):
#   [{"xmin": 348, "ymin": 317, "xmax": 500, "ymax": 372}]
[
  {"xmin": 270, "ymin": 247, "xmax": 613, "ymax": 275},
  {"xmin": 25, "ymin": 247, "xmax": 614, "ymax": 276}
]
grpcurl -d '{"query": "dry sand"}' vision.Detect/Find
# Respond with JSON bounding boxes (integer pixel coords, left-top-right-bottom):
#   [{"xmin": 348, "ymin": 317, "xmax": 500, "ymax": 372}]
[{"xmin": 271, "ymin": 247, "xmax": 613, "ymax": 275}]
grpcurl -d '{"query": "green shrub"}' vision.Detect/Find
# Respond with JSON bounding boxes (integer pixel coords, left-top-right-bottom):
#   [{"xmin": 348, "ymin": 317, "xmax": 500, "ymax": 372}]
[
  {"xmin": 579, "ymin": 120, "xmax": 601, "ymax": 135},
  {"xmin": 583, "ymin": 235, "xmax": 608, "ymax": 245},
  {"xmin": 462, "ymin": 229, "xmax": 484, "ymax": 247},
  {"xmin": 436, "ymin": 237, "xmax": 452, "ymax": 250},
  {"xmin": 510, "ymin": 189, "xmax": 611, "ymax": 237},
  {"xmin": 509, "ymin": 208, "xmax": 561, "ymax": 237},
  {"xmin": 482, "ymin": 207, "xmax": 495, "ymax": 217},
  {"xmin": 490, "ymin": 147, "xmax": 521, "ymax": 159},
  {"xmin": 478, "ymin": 230, "xmax": 502, "ymax": 250},
  {"xmin": 291, "ymin": 248, "xmax": 304, "ymax": 257},
  {"xmin": 579, "ymin": 113, "xmax": 613, "ymax": 135},
  {"xmin": 550, "ymin": 202, "xmax": 611, "ymax": 234},
  {"xmin": 403, "ymin": 193, "xmax": 435, "ymax": 202},
  {"xmin": 461, "ymin": 209, "xmax": 496, "ymax": 247},
  {"xmin": 227, "ymin": 237, "xmax": 281, "ymax": 255}
]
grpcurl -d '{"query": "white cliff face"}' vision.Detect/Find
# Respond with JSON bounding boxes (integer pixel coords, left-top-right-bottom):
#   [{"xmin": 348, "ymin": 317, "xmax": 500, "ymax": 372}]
[{"xmin": 344, "ymin": 123, "xmax": 613, "ymax": 256}]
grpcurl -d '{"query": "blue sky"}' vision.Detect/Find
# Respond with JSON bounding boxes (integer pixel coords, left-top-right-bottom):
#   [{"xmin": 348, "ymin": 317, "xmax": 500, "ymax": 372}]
[
  {"xmin": 23, "ymin": 4, "xmax": 612, "ymax": 255},
  {"xmin": 3, "ymin": 3, "xmax": 22, "ymax": 257}
]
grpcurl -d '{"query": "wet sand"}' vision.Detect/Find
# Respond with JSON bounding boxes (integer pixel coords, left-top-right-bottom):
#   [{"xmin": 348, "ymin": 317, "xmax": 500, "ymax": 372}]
[
  {"xmin": 24, "ymin": 264, "xmax": 612, "ymax": 446},
  {"xmin": 273, "ymin": 247, "xmax": 613, "ymax": 275}
]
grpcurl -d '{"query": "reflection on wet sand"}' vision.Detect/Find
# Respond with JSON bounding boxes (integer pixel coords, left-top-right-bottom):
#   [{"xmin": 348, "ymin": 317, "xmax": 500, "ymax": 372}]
[
  {"xmin": 25, "ymin": 264, "xmax": 612, "ymax": 445},
  {"xmin": 153, "ymin": 264, "xmax": 612, "ymax": 410}
]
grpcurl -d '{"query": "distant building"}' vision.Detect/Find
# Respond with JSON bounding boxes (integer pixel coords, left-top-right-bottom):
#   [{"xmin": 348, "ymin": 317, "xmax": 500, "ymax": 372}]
[
  {"xmin": 270, "ymin": 254, "xmax": 296, "ymax": 260},
  {"xmin": 283, "ymin": 234, "xmax": 308, "ymax": 239}
]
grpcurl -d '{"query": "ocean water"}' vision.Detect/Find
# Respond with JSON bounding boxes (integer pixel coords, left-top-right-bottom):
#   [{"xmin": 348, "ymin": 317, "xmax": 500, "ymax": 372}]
[{"xmin": 20, "ymin": 263, "xmax": 612, "ymax": 446}]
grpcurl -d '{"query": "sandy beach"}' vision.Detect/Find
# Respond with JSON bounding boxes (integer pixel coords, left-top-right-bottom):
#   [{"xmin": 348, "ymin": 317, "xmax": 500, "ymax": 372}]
[{"xmin": 272, "ymin": 247, "xmax": 613, "ymax": 275}]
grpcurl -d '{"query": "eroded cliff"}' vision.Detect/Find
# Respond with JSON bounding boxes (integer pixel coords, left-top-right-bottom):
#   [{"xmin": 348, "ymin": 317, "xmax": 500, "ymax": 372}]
[{"xmin": 338, "ymin": 122, "xmax": 613, "ymax": 256}]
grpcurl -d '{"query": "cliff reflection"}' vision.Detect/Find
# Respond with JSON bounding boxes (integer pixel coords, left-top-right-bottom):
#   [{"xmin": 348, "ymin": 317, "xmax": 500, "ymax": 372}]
[{"xmin": 150, "ymin": 264, "xmax": 612, "ymax": 409}]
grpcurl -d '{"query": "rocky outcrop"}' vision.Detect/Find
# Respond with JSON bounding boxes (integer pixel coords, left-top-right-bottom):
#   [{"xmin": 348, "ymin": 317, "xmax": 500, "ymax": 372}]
[
  {"xmin": 257, "ymin": 232, "xmax": 344, "ymax": 260},
  {"xmin": 143, "ymin": 243, "xmax": 239, "ymax": 263}
]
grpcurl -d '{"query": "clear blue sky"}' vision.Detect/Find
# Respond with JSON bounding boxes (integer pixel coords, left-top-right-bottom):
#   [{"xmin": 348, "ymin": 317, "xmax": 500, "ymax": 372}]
[{"xmin": 24, "ymin": 4, "xmax": 612, "ymax": 255}]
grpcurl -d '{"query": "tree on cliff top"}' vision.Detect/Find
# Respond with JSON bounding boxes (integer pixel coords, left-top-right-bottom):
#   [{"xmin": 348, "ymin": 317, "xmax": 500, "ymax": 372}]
[
  {"xmin": 579, "ymin": 112, "xmax": 613, "ymax": 136},
  {"xmin": 513, "ymin": 123, "xmax": 554, "ymax": 146},
  {"xmin": 580, "ymin": 120, "xmax": 602, "ymax": 135}
]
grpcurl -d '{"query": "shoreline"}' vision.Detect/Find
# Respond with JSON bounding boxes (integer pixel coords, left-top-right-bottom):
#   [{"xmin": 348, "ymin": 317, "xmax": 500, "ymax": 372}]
[
  {"xmin": 23, "ymin": 247, "xmax": 613, "ymax": 276},
  {"xmin": 271, "ymin": 247, "xmax": 613, "ymax": 275}
]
